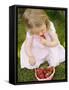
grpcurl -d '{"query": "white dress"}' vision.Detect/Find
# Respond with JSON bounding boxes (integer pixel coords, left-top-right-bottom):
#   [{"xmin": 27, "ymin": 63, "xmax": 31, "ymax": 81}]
[{"xmin": 20, "ymin": 22, "xmax": 65, "ymax": 69}]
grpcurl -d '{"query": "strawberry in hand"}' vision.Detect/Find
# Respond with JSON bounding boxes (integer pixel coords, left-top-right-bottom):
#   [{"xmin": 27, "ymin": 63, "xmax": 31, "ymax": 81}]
[{"xmin": 40, "ymin": 34, "xmax": 46, "ymax": 39}]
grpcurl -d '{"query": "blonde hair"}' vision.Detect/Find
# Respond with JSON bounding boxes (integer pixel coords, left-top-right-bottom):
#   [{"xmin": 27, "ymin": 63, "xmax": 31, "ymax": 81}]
[{"xmin": 23, "ymin": 8, "xmax": 50, "ymax": 34}]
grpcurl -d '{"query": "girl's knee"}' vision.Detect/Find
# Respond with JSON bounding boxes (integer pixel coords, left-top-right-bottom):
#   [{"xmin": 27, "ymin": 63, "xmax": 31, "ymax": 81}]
[{"xmin": 48, "ymin": 61, "xmax": 59, "ymax": 67}]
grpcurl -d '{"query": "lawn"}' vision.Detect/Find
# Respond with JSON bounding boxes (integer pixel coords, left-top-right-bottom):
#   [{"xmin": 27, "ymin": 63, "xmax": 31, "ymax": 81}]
[{"xmin": 17, "ymin": 10, "xmax": 66, "ymax": 82}]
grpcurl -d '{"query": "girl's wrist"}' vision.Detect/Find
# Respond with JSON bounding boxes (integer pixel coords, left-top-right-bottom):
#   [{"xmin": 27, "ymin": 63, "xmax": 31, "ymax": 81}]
[
  {"xmin": 29, "ymin": 55, "xmax": 33, "ymax": 58},
  {"xmin": 44, "ymin": 40, "xmax": 50, "ymax": 46},
  {"xmin": 44, "ymin": 40, "xmax": 47, "ymax": 46}
]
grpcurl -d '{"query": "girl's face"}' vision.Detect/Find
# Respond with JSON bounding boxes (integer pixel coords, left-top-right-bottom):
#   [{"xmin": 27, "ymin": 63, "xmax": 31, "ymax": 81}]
[
  {"xmin": 38, "ymin": 24, "xmax": 47, "ymax": 36},
  {"xmin": 31, "ymin": 23, "xmax": 47, "ymax": 35}
]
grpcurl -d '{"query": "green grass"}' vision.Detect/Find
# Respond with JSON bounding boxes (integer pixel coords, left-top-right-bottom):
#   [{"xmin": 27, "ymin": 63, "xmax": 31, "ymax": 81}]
[
  {"xmin": 17, "ymin": 58, "xmax": 65, "ymax": 82},
  {"xmin": 53, "ymin": 62, "xmax": 65, "ymax": 80},
  {"xmin": 17, "ymin": 10, "xmax": 66, "ymax": 82}
]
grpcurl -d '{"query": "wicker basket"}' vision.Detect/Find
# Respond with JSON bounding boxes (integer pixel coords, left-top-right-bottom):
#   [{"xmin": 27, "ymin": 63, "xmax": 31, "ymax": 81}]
[{"xmin": 35, "ymin": 67, "xmax": 55, "ymax": 81}]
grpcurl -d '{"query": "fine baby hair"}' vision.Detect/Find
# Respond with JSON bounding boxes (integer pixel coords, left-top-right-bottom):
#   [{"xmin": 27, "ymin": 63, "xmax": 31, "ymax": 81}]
[{"xmin": 23, "ymin": 9, "xmax": 50, "ymax": 34}]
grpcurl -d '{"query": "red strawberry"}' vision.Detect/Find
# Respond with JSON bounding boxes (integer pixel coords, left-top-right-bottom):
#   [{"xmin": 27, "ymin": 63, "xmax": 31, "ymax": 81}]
[
  {"xmin": 38, "ymin": 73, "xmax": 45, "ymax": 79},
  {"xmin": 36, "ymin": 68, "xmax": 45, "ymax": 79},
  {"xmin": 43, "ymin": 69, "xmax": 47, "ymax": 74},
  {"xmin": 45, "ymin": 74, "xmax": 48, "ymax": 78},
  {"xmin": 36, "ymin": 69, "xmax": 43, "ymax": 74},
  {"xmin": 44, "ymin": 71, "xmax": 52, "ymax": 78},
  {"xmin": 45, "ymin": 73, "xmax": 50, "ymax": 78},
  {"xmin": 47, "ymin": 67, "xmax": 53, "ymax": 73},
  {"xmin": 40, "ymin": 34, "xmax": 45, "ymax": 39}
]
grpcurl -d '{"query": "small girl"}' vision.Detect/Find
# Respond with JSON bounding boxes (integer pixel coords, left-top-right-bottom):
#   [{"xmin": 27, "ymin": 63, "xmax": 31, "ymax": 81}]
[{"xmin": 20, "ymin": 9, "xmax": 65, "ymax": 69}]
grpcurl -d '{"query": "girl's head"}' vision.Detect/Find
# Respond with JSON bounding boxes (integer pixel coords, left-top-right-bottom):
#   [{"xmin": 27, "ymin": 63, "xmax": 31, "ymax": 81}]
[{"xmin": 23, "ymin": 8, "xmax": 50, "ymax": 35}]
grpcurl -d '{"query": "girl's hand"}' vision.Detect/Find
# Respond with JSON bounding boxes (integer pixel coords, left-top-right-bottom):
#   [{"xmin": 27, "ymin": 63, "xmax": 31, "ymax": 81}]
[
  {"xmin": 40, "ymin": 34, "xmax": 59, "ymax": 47},
  {"xmin": 29, "ymin": 56, "xmax": 36, "ymax": 66}
]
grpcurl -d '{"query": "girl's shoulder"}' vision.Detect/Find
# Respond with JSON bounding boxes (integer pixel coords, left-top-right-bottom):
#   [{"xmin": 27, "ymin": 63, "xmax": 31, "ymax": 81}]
[
  {"xmin": 48, "ymin": 30, "xmax": 56, "ymax": 35},
  {"xmin": 49, "ymin": 21, "xmax": 56, "ymax": 33},
  {"xmin": 26, "ymin": 31, "xmax": 32, "ymax": 38}
]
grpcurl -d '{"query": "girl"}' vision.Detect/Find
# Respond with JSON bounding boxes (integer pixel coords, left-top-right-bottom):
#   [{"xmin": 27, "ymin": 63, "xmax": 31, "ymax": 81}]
[{"xmin": 20, "ymin": 9, "xmax": 65, "ymax": 69}]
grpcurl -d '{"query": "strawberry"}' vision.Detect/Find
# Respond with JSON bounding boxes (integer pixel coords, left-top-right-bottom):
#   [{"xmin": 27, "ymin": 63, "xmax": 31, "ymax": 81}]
[
  {"xmin": 38, "ymin": 73, "xmax": 45, "ymax": 79},
  {"xmin": 45, "ymin": 72, "xmax": 50, "ymax": 78},
  {"xmin": 40, "ymin": 34, "xmax": 45, "ymax": 39},
  {"xmin": 47, "ymin": 67, "xmax": 53, "ymax": 73},
  {"xmin": 44, "ymin": 68, "xmax": 53, "ymax": 78},
  {"xmin": 36, "ymin": 68, "xmax": 45, "ymax": 79},
  {"xmin": 36, "ymin": 69, "xmax": 43, "ymax": 74},
  {"xmin": 43, "ymin": 69, "xmax": 47, "ymax": 74},
  {"xmin": 45, "ymin": 74, "xmax": 48, "ymax": 78}
]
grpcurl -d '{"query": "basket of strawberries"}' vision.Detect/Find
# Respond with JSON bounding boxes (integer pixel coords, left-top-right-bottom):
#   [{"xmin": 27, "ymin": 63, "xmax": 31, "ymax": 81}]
[{"xmin": 35, "ymin": 66, "xmax": 55, "ymax": 81}]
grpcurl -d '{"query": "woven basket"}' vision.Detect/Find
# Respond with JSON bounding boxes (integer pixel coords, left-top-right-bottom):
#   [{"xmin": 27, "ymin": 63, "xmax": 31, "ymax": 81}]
[{"xmin": 35, "ymin": 67, "xmax": 55, "ymax": 81}]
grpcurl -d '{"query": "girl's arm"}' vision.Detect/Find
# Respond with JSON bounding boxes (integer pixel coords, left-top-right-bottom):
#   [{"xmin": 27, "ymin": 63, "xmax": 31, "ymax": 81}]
[
  {"xmin": 25, "ymin": 36, "xmax": 36, "ymax": 65},
  {"xmin": 25, "ymin": 38, "xmax": 33, "ymax": 57},
  {"xmin": 40, "ymin": 32, "xmax": 59, "ymax": 47}
]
